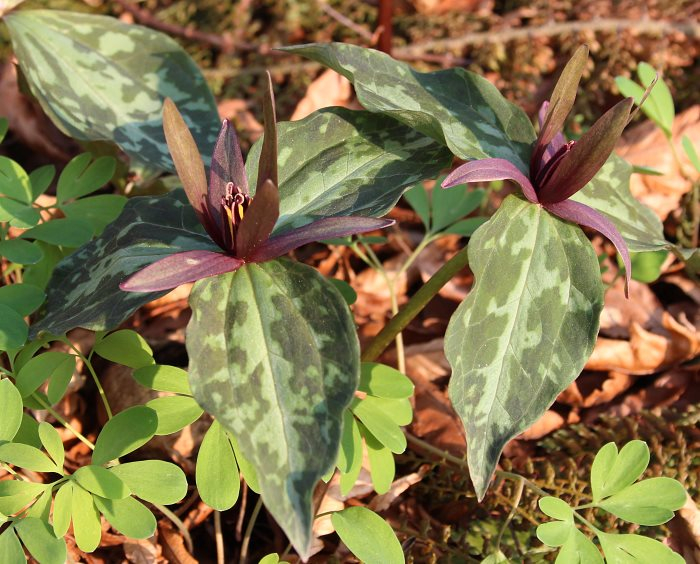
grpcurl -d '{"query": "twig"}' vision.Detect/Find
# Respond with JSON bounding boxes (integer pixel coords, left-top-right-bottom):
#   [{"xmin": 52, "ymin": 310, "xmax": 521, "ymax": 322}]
[
  {"xmin": 239, "ymin": 496, "xmax": 263, "ymax": 564},
  {"xmin": 214, "ymin": 510, "xmax": 225, "ymax": 564},
  {"xmin": 317, "ymin": 0, "xmax": 375, "ymax": 42},
  {"xmin": 393, "ymin": 18, "xmax": 700, "ymax": 59},
  {"xmin": 377, "ymin": 0, "xmax": 393, "ymax": 54},
  {"xmin": 155, "ymin": 502, "xmax": 195, "ymax": 554}
]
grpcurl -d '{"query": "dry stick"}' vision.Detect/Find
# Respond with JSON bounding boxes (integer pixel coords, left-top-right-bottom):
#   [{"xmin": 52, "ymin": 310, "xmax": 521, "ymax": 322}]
[
  {"xmin": 377, "ymin": 0, "xmax": 393, "ymax": 54},
  {"xmin": 317, "ymin": 0, "xmax": 375, "ymax": 42},
  {"xmin": 361, "ymin": 244, "xmax": 470, "ymax": 362},
  {"xmin": 214, "ymin": 510, "xmax": 225, "ymax": 564}
]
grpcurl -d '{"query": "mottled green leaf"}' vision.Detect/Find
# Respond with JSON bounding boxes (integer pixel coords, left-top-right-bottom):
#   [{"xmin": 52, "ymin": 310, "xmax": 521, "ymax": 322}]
[
  {"xmin": 146, "ymin": 395, "xmax": 203, "ymax": 435},
  {"xmin": 590, "ymin": 441, "xmax": 649, "ymax": 502},
  {"xmin": 0, "ymin": 379, "xmax": 23, "ymax": 442},
  {"xmin": 0, "ymin": 528, "xmax": 24, "ymax": 564},
  {"xmin": 74, "ymin": 465, "xmax": 130, "ymax": 500},
  {"xmin": 188, "ymin": 259, "xmax": 359, "ymax": 558},
  {"xmin": 94, "ymin": 495, "xmax": 156, "ymax": 539},
  {"xmin": 597, "ymin": 532, "xmax": 684, "ymax": 563},
  {"xmin": 110, "ymin": 460, "xmax": 187, "ymax": 505},
  {"xmin": 71, "ymin": 484, "xmax": 102, "ymax": 552},
  {"xmin": 132, "ymin": 364, "xmax": 191, "ymax": 395},
  {"xmin": 94, "ymin": 329, "xmax": 154, "ymax": 369},
  {"xmin": 331, "ymin": 506, "xmax": 404, "ymax": 564},
  {"xmin": 283, "ymin": 43, "xmax": 536, "ymax": 171},
  {"xmin": 0, "ymin": 238, "xmax": 43, "ymax": 265},
  {"xmin": 597, "ymin": 477, "xmax": 686, "ymax": 525},
  {"xmin": 38, "ymin": 422, "xmax": 64, "ymax": 471},
  {"xmin": 572, "ymin": 156, "xmax": 667, "ymax": 252},
  {"xmin": 246, "ymin": 108, "xmax": 452, "ymax": 231},
  {"xmin": 31, "ymin": 191, "xmax": 217, "ymax": 336},
  {"xmin": 0, "ymin": 304, "xmax": 28, "ymax": 351},
  {"xmin": 446, "ymin": 195, "xmax": 604, "ymax": 499},
  {"xmin": 5, "ymin": 10, "xmax": 219, "ymax": 171},
  {"xmin": 0, "ymin": 284, "xmax": 45, "ymax": 316},
  {"xmin": 15, "ymin": 517, "xmax": 66, "ymax": 564},
  {"xmin": 92, "ymin": 406, "xmax": 158, "ymax": 465},
  {"xmin": 195, "ymin": 420, "xmax": 240, "ymax": 510}
]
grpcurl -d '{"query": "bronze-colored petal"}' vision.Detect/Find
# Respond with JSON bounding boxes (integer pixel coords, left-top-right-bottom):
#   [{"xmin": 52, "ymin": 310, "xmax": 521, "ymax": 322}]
[
  {"xmin": 235, "ymin": 178, "xmax": 280, "ymax": 259},
  {"xmin": 538, "ymin": 98, "xmax": 634, "ymax": 203},
  {"xmin": 162, "ymin": 99, "xmax": 208, "ymax": 221},
  {"xmin": 209, "ymin": 118, "xmax": 249, "ymax": 220},
  {"xmin": 257, "ymin": 71, "xmax": 278, "ymax": 191}
]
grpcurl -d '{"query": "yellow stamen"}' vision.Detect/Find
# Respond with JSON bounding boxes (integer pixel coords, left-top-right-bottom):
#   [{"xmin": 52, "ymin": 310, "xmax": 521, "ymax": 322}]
[
  {"xmin": 237, "ymin": 204, "xmax": 245, "ymax": 222},
  {"xmin": 225, "ymin": 207, "xmax": 235, "ymax": 242}
]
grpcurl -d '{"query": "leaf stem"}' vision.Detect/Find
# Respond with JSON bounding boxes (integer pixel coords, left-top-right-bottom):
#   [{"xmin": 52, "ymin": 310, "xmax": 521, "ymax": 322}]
[
  {"xmin": 60, "ymin": 337, "xmax": 113, "ymax": 419},
  {"xmin": 362, "ymin": 244, "xmax": 470, "ymax": 362},
  {"xmin": 155, "ymin": 502, "xmax": 194, "ymax": 554},
  {"xmin": 495, "ymin": 476, "xmax": 524, "ymax": 551},
  {"xmin": 239, "ymin": 496, "xmax": 263, "ymax": 564},
  {"xmin": 214, "ymin": 510, "xmax": 225, "ymax": 564},
  {"xmin": 31, "ymin": 392, "xmax": 95, "ymax": 450}
]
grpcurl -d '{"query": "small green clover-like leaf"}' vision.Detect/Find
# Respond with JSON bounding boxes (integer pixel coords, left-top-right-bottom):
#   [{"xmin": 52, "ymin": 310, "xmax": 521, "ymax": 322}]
[
  {"xmin": 431, "ymin": 183, "xmax": 485, "ymax": 234},
  {"xmin": 71, "ymin": 484, "xmax": 102, "ymax": 552},
  {"xmin": 0, "ymin": 157, "xmax": 32, "ymax": 203},
  {"xmin": 0, "ymin": 198, "xmax": 40, "ymax": 229},
  {"xmin": 596, "ymin": 477, "xmax": 686, "ymax": 525},
  {"xmin": 28, "ymin": 164, "xmax": 55, "ymax": 200},
  {"xmin": 0, "ymin": 238, "xmax": 43, "ymax": 265},
  {"xmin": 359, "ymin": 363, "xmax": 414, "ymax": 399},
  {"xmin": 132, "ymin": 364, "xmax": 191, "ymax": 395},
  {"xmin": 350, "ymin": 397, "xmax": 406, "ymax": 454},
  {"xmin": 404, "ymin": 183, "xmax": 431, "ymax": 230},
  {"xmin": 364, "ymin": 427, "xmax": 395, "ymax": 495},
  {"xmin": 338, "ymin": 410, "xmax": 363, "ymax": 484},
  {"xmin": 15, "ymin": 351, "xmax": 75, "ymax": 400},
  {"xmin": 597, "ymin": 532, "xmax": 684, "ymax": 563},
  {"xmin": 12, "ymin": 413, "xmax": 42, "ymax": 449},
  {"xmin": 93, "ymin": 330, "xmax": 154, "ymax": 369},
  {"xmin": 38, "ymin": 422, "xmax": 64, "ymax": 471},
  {"xmin": 92, "ymin": 406, "xmax": 158, "ymax": 465},
  {"xmin": 556, "ymin": 529, "xmax": 603, "ymax": 564},
  {"xmin": 227, "ymin": 431, "xmax": 260, "ymax": 494},
  {"xmin": 52, "ymin": 482, "xmax": 73, "ymax": 537},
  {"xmin": 56, "ymin": 153, "xmax": 116, "ymax": 204},
  {"xmin": 146, "ymin": 395, "xmax": 203, "ymax": 435},
  {"xmin": 0, "ymin": 527, "xmax": 25, "ymax": 564},
  {"xmin": 621, "ymin": 250, "xmax": 668, "ymax": 283},
  {"xmin": 0, "ymin": 379, "xmax": 23, "ymax": 442},
  {"xmin": 26, "ymin": 487, "xmax": 52, "ymax": 520},
  {"xmin": 0, "ymin": 284, "xmax": 45, "ymax": 316},
  {"xmin": 109, "ymin": 460, "xmax": 187, "ymax": 505},
  {"xmin": 20, "ymin": 218, "xmax": 94, "ymax": 248},
  {"xmin": 196, "ymin": 420, "xmax": 240, "ymax": 511},
  {"xmin": 0, "ymin": 480, "xmax": 47, "ymax": 515},
  {"xmin": 331, "ymin": 507, "xmax": 405, "ymax": 564},
  {"xmin": 0, "ymin": 305, "xmax": 28, "ymax": 351},
  {"xmin": 74, "ymin": 465, "xmax": 130, "ymax": 500},
  {"xmin": 60, "ymin": 194, "xmax": 127, "ymax": 236},
  {"xmin": 482, "ymin": 551, "xmax": 508, "ymax": 563},
  {"xmin": 590, "ymin": 441, "xmax": 649, "ymax": 502},
  {"xmin": 536, "ymin": 519, "xmax": 575, "ymax": 548},
  {"xmin": 259, "ymin": 554, "xmax": 290, "ymax": 564},
  {"xmin": 14, "ymin": 517, "xmax": 67, "ymax": 564},
  {"xmin": 93, "ymin": 495, "xmax": 156, "ymax": 539},
  {"xmin": 682, "ymin": 136, "xmax": 700, "ymax": 173},
  {"xmin": 0, "ymin": 118, "xmax": 7, "ymax": 143},
  {"xmin": 538, "ymin": 497, "xmax": 574, "ymax": 522},
  {"xmin": 0, "ymin": 442, "xmax": 62, "ymax": 473}
]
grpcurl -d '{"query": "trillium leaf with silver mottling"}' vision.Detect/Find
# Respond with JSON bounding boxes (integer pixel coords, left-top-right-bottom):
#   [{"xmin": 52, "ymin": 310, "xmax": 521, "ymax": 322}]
[{"xmin": 187, "ymin": 259, "xmax": 359, "ymax": 559}]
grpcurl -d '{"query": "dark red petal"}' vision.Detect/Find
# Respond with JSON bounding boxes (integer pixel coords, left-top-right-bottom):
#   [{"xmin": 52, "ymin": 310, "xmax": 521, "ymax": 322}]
[
  {"xmin": 442, "ymin": 158, "xmax": 538, "ymax": 203},
  {"xmin": 209, "ymin": 119, "xmax": 249, "ymax": 221},
  {"xmin": 162, "ymin": 99, "xmax": 208, "ymax": 222},
  {"xmin": 538, "ymin": 98, "xmax": 634, "ymax": 203},
  {"xmin": 544, "ymin": 199, "xmax": 631, "ymax": 297},
  {"xmin": 256, "ymin": 71, "xmax": 279, "ymax": 191},
  {"xmin": 537, "ymin": 101, "xmax": 566, "ymax": 165},
  {"xmin": 236, "ymin": 179, "xmax": 280, "ymax": 259},
  {"xmin": 532, "ymin": 45, "xmax": 589, "ymax": 173},
  {"xmin": 249, "ymin": 217, "xmax": 394, "ymax": 263},
  {"xmin": 119, "ymin": 250, "xmax": 244, "ymax": 293}
]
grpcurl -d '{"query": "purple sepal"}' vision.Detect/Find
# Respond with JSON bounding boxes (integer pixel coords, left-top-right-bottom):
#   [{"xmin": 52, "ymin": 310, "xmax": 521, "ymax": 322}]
[
  {"xmin": 544, "ymin": 199, "xmax": 631, "ymax": 297},
  {"xmin": 442, "ymin": 158, "xmax": 539, "ymax": 203},
  {"xmin": 537, "ymin": 102, "xmax": 566, "ymax": 165},
  {"xmin": 249, "ymin": 217, "xmax": 395, "ymax": 263},
  {"xmin": 209, "ymin": 119, "xmax": 249, "ymax": 220},
  {"xmin": 120, "ymin": 250, "xmax": 244, "ymax": 293}
]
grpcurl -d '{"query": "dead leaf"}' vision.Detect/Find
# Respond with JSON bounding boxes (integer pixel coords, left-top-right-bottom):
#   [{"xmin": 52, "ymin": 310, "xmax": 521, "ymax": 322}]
[
  {"xmin": 159, "ymin": 521, "xmax": 198, "ymax": 564},
  {"xmin": 599, "ymin": 279, "xmax": 664, "ymax": 339},
  {"xmin": 290, "ymin": 69, "xmax": 358, "ymax": 121},
  {"xmin": 668, "ymin": 493, "xmax": 700, "ymax": 564},
  {"xmin": 217, "ymin": 99, "xmax": 262, "ymax": 141},
  {"xmin": 123, "ymin": 536, "xmax": 161, "ymax": 564},
  {"xmin": 520, "ymin": 410, "xmax": 565, "ymax": 440},
  {"xmin": 369, "ymin": 466, "xmax": 429, "ymax": 511}
]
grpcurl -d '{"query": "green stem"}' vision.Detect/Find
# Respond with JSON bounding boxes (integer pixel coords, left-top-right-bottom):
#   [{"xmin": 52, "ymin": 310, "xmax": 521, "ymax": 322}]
[
  {"xmin": 61, "ymin": 337, "xmax": 113, "ymax": 419},
  {"xmin": 31, "ymin": 393, "xmax": 95, "ymax": 450},
  {"xmin": 155, "ymin": 502, "xmax": 194, "ymax": 554},
  {"xmin": 214, "ymin": 510, "xmax": 224, "ymax": 564},
  {"xmin": 362, "ymin": 245, "xmax": 470, "ymax": 362},
  {"xmin": 495, "ymin": 476, "xmax": 525, "ymax": 551},
  {"xmin": 239, "ymin": 496, "xmax": 263, "ymax": 564},
  {"xmin": 573, "ymin": 509, "xmax": 602, "ymax": 535}
]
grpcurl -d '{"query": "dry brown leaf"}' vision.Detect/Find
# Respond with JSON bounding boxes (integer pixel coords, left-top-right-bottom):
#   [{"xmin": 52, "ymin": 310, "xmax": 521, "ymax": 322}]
[
  {"xmin": 123, "ymin": 536, "xmax": 162, "ymax": 564},
  {"xmin": 519, "ymin": 410, "xmax": 565, "ymax": 440},
  {"xmin": 217, "ymin": 99, "xmax": 262, "ymax": 140},
  {"xmin": 668, "ymin": 493, "xmax": 700, "ymax": 564},
  {"xmin": 158, "ymin": 521, "xmax": 198, "ymax": 564},
  {"xmin": 561, "ymin": 371, "xmax": 636, "ymax": 409},
  {"xmin": 411, "ymin": 0, "xmax": 493, "ymax": 15},
  {"xmin": 290, "ymin": 69, "xmax": 358, "ymax": 121},
  {"xmin": 369, "ymin": 465, "xmax": 429, "ymax": 511},
  {"xmin": 586, "ymin": 312, "xmax": 700, "ymax": 374},
  {"xmin": 599, "ymin": 279, "xmax": 664, "ymax": 339},
  {"xmin": 617, "ymin": 106, "xmax": 700, "ymax": 221}
]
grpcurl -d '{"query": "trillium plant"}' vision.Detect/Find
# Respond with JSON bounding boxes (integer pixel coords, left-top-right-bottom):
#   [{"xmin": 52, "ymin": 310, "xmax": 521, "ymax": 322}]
[{"xmin": 0, "ymin": 5, "xmax": 692, "ymax": 561}]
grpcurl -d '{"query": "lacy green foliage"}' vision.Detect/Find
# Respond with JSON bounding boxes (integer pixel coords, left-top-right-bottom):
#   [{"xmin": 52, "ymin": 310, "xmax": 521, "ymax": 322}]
[
  {"xmin": 446, "ymin": 195, "xmax": 604, "ymax": 499},
  {"xmin": 283, "ymin": 43, "xmax": 536, "ymax": 172},
  {"xmin": 4, "ymin": 10, "xmax": 219, "ymax": 170},
  {"xmin": 186, "ymin": 259, "xmax": 360, "ymax": 558},
  {"xmin": 245, "ymin": 107, "xmax": 452, "ymax": 231}
]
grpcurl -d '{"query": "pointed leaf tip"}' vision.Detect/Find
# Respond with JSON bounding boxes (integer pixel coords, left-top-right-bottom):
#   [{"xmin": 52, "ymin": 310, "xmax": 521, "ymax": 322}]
[
  {"xmin": 209, "ymin": 117, "xmax": 249, "ymax": 221},
  {"xmin": 257, "ymin": 71, "xmax": 279, "ymax": 191}
]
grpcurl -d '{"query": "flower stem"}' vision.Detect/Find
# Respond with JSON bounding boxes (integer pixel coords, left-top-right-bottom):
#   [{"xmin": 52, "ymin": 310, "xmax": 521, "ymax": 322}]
[{"xmin": 362, "ymin": 244, "xmax": 470, "ymax": 362}]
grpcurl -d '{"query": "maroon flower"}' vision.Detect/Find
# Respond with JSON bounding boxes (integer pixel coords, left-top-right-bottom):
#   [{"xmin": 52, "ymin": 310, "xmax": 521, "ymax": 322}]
[
  {"xmin": 442, "ymin": 46, "xmax": 635, "ymax": 295},
  {"xmin": 121, "ymin": 73, "xmax": 393, "ymax": 292}
]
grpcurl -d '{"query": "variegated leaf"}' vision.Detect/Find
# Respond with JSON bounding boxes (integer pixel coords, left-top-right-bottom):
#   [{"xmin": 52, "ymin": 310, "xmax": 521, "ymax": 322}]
[
  {"xmin": 446, "ymin": 195, "xmax": 603, "ymax": 499},
  {"xmin": 4, "ymin": 10, "xmax": 219, "ymax": 170},
  {"xmin": 572, "ymin": 155, "xmax": 667, "ymax": 252},
  {"xmin": 31, "ymin": 191, "xmax": 216, "ymax": 336},
  {"xmin": 187, "ymin": 259, "xmax": 359, "ymax": 559},
  {"xmin": 246, "ymin": 107, "xmax": 452, "ymax": 231},
  {"xmin": 282, "ymin": 43, "xmax": 536, "ymax": 172}
]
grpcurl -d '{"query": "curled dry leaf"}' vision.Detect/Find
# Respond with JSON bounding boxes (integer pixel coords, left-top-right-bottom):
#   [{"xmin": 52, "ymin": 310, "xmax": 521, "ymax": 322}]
[
  {"xmin": 291, "ymin": 69, "xmax": 358, "ymax": 121},
  {"xmin": 667, "ymin": 493, "xmax": 700, "ymax": 564},
  {"xmin": 559, "ymin": 371, "xmax": 636, "ymax": 409},
  {"xmin": 586, "ymin": 312, "xmax": 700, "ymax": 374},
  {"xmin": 599, "ymin": 279, "xmax": 664, "ymax": 339},
  {"xmin": 217, "ymin": 99, "xmax": 262, "ymax": 142},
  {"xmin": 369, "ymin": 465, "xmax": 429, "ymax": 512},
  {"xmin": 123, "ymin": 536, "xmax": 162, "ymax": 564},
  {"xmin": 617, "ymin": 105, "xmax": 700, "ymax": 220},
  {"xmin": 519, "ymin": 410, "xmax": 565, "ymax": 440}
]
